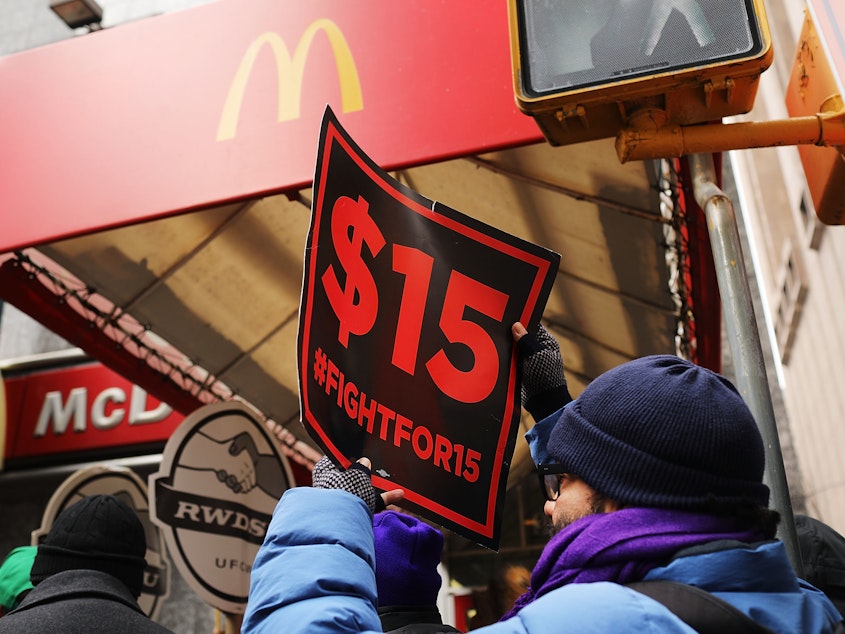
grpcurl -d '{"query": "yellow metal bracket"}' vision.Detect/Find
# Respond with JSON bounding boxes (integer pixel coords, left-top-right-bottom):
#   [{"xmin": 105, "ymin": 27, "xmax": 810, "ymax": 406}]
[{"xmin": 616, "ymin": 95, "xmax": 845, "ymax": 163}]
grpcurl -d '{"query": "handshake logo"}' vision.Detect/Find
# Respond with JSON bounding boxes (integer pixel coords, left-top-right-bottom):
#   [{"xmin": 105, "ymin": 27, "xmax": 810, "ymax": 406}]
[{"xmin": 149, "ymin": 402, "xmax": 294, "ymax": 613}]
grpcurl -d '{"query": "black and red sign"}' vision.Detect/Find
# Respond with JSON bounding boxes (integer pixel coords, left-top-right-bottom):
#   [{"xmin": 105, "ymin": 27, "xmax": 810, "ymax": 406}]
[{"xmin": 298, "ymin": 107, "xmax": 559, "ymax": 549}]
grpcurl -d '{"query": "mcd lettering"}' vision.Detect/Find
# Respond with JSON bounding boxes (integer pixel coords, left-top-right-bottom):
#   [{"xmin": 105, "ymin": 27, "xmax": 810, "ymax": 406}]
[
  {"xmin": 2, "ymin": 361, "xmax": 185, "ymax": 462},
  {"xmin": 34, "ymin": 384, "xmax": 172, "ymax": 437}
]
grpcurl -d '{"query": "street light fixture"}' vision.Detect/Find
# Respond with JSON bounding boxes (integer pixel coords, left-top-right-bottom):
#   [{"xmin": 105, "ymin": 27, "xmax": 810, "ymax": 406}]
[{"xmin": 49, "ymin": 0, "xmax": 103, "ymax": 31}]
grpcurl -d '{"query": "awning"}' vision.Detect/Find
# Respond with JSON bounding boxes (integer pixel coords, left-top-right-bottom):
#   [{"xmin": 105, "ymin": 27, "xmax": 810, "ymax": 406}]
[{"xmin": 0, "ymin": 0, "xmax": 719, "ymax": 485}]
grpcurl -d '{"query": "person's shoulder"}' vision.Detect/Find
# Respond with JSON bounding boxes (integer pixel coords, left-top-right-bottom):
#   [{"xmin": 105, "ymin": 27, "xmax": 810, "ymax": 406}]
[
  {"xmin": 146, "ymin": 621, "xmax": 177, "ymax": 634},
  {"xmin": 498, "ymin": 582, "xmax": 692, "ymax": 633}
]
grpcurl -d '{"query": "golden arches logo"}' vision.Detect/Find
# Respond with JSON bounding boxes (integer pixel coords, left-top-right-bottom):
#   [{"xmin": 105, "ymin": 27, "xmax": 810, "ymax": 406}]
[{"xmin": 217, "ymin": 18, "xmax": 363, "ymax": 141}]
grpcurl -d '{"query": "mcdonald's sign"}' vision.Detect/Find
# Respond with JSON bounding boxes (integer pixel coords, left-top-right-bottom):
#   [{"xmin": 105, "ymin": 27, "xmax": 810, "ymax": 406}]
[
  {"xmin": 217, "ymin": 19, "xmax": 364, "ymax": 141},
  {"xmin": 0, "ymin": 0, "xmax": 542, "ymax": 253}
]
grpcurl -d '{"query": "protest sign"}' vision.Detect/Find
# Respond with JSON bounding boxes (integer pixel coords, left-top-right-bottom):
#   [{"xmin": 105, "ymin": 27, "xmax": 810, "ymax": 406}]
[{"xmin": 298, "ymin": 107, "xmax": 559, "ymax": 549}]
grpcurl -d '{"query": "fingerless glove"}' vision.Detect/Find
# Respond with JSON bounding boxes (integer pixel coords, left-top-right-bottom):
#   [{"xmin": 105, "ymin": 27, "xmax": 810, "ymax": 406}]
[
  {"xmin": 517, "ymin": 323, "xmax": 572, "ymax": 421},
  {"xmin": 312, "ymin": 456, "xmax": 385, "ymax": 513}
]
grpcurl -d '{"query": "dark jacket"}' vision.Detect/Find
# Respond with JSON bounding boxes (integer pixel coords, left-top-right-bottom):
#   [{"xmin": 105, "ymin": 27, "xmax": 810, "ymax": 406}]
[
  {"xmin": 378, "ymin": 605, "xmax": 462, "ymax": 633},
  {"xmin": 0, "ymin": 569, "xmax": 174, "ymax": 633},
  {"xmin": 797, "ymin": 514, "xmax": 845, "ymax": 616}
]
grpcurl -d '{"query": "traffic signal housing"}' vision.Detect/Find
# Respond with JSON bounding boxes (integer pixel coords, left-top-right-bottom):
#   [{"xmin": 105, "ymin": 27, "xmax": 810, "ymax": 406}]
[{"xmin": 508, "ymin": 0, "xmax": 774, "ymax": 146}]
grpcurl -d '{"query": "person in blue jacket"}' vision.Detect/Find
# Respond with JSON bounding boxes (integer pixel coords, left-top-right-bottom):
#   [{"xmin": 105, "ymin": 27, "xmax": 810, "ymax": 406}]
[{"xmin": 243, "ymin": 323, "xmax": 843, "ymax": 633}]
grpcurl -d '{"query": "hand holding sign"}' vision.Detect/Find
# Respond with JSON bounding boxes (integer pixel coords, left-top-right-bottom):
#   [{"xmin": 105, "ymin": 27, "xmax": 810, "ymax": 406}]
[
  {"xmin": 312, "ymin": 455, "xmax": 405, "ymax": 512},
  {"xmin": 513, "ymin": 321, "xmax": 572, "ymax": 423},
  {"xmin": 298, "ymin": 107, "xmax": 559, "ymax": 549}
]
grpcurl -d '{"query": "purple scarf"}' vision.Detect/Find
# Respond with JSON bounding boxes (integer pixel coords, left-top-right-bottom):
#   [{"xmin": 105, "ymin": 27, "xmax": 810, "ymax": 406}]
[{"xmin": 501, "ymin": 507, "xmax": 766, "ymax": 619}]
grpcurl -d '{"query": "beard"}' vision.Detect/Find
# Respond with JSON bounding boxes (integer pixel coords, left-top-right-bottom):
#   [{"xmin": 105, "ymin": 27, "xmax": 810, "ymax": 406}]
[{"xmin": 547, "ymin": 492, "xmax": 611, "ymax": 536}]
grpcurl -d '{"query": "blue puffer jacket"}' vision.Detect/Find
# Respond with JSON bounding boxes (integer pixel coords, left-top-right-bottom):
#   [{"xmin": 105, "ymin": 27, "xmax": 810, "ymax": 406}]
[{"xmin": 243, "ymin": 487, "xmax": 842, "ymax": 634}]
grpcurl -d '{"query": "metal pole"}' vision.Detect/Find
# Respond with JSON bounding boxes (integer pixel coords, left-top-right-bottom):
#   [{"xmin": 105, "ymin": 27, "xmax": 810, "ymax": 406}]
[{"xmin": 687, "ymin": 153, "xmax": 801, "ymax": 572}]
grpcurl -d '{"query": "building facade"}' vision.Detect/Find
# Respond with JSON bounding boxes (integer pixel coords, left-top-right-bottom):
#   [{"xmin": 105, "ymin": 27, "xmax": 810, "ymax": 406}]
[{"xmin": 728, "ymin": 0, "xmax": 845, "ymax": 533}]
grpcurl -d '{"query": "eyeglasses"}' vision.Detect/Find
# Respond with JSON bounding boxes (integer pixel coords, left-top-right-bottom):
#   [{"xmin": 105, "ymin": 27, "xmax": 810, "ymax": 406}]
[{"xmin": 537, "ymin": 463, "xmax": 569, "ymax": 501}]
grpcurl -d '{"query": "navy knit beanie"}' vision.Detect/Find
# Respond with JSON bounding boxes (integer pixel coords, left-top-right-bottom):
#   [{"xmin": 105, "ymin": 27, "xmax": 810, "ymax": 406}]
[
  {"xmin": 30, "ymin": 494, "xmax": 147, "ymax": 598},
  {"xmin": 547, "ymin": 355, "xmax": 770, "ymax": 509},
  {"xmin": 373, "ymin": 511, "xmax": 443, "ymax": 607}
]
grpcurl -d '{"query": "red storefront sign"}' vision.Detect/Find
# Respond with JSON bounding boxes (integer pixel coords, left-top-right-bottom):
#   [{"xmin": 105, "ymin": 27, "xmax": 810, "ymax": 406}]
[
  {"xmin": 3, "ymin": 362, "xmax": 184, "ymax": 463},
  {"xmin": 0, "ymin": 0, "xmax": 542, "ymax": 253}
]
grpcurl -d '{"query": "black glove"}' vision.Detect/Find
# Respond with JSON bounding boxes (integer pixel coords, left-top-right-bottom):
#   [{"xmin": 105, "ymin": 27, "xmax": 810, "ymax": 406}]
[
  {"xmin": 312, "ymin": 456, "xmax": 385, "ymax": 513},
  {"xmin": 517, "ymin": 323, "xmax": 572, "ymax": 421}
]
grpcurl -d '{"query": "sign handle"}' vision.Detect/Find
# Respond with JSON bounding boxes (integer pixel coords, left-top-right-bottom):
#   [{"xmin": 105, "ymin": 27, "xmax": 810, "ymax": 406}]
[{"xmin": 213, "ymin": 609, "xmax": 243, "ymax": 634}]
